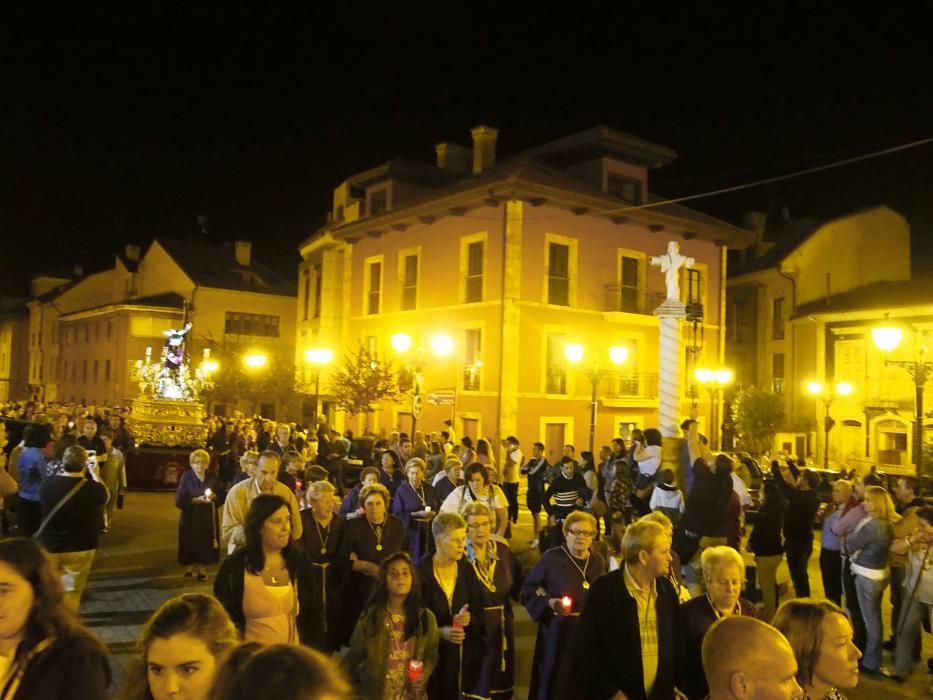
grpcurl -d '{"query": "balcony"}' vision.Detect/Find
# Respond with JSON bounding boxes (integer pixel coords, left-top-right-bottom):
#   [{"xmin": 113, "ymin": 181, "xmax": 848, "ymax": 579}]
[
  {"xmin": 601, "ymin": 372, "xmax": 660, "ymax": 401},
  {"xmin": 546, "ymin": 366, "xmax": 567, "ymax": 394},
  {"xmin": 461, "ymin": 364, "xmax": 482, "ymax": 391},
  {"xmin": 603, "ymin": 285, "xmax": 667, "ymax": 316}
]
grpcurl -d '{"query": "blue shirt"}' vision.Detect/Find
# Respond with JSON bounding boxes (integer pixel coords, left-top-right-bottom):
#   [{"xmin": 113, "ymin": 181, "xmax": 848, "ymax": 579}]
[
  {"xmin": 821, "ymin": 508, "xmax": 843, "ymax": 551},
  {"xmin": 17, "ymin": 447, "xmax": 48, "ymax": 502}
]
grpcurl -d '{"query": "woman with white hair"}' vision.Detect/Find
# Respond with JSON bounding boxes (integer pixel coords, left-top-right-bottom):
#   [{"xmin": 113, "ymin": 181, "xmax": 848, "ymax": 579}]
[
  {"xmin": 299, "ymin": 480, "xmax": 346, "ymax": 652},
  {"xmin": 679, "ymin": 545, "xmax": 763, "ymax": 700}
]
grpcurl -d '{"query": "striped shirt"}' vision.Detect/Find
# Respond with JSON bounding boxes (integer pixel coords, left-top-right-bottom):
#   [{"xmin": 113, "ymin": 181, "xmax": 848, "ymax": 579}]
[{"xmin": 623, "ymin": 564, "xmax": 659, "ymax": 696}]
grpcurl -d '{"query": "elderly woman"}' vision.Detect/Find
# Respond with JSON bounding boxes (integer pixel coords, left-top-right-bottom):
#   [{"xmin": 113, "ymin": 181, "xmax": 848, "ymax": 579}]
[
  {"xmin": 339, "ymin": 466, "xmax": 379, "ymax": 518},
  {"xmin": 845, "ymin": 485, "xmax": 898, "ymax": 673},
  {"xmin": 521, "ymin": 510, "xmax": 606, "ymax": 699},
  {"xmin": 680, "ymin": 546, "xmax": 764, "ymax": 700},
  {"xmin": 338, "ymin": 483, "xmax": 409, "ymax": 647},
  {"xmin": 214, "ymin": 495, "xmax": 323, "ymax": 649},
  {"xmin": 176, "ymin": 448, "xmax": 220, "ymax": 581},
  {"xmin": 299, "ymin": 480, "xmax": 346, "ymax": 652},
  {"xmin": 432, "ymin": 457, "xmax": 462, "ymax": 501},
  {"xmin": 464, "ymin": 501, "xmax": 521, "ymax": 699},
  {"xmin": 773, "ymin": 599, "xmax": 862, "ymax": 700},
  {"xmin": 416, "ymin": 511, "xmax": 487, "ymax": 700},
  {"xmin": 233, "ymin": 450, "xmax": 259, "ymax": 485},
  {"xmin": 379, "ymin": 450, "xmax": 405, "ymax": 496},
  {"xmin": 440, "ymin": 463, "xmax": 509, "ymax": 538},
  {"xmin": 393, "ymin": 457, "xmax": 441, "ymax": 561}
]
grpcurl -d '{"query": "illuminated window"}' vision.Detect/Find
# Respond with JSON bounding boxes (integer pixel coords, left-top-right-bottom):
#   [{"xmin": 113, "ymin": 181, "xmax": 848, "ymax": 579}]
[
  {"xmin": 401, "ymin": 253, "xmax": 418, "ymax": 311},
  {"xmin": 465, "ymin": 241, "xmax": 484, "ymax": 303},
  {"xmin": 463, "ymin": 329, "xmax": 482, "ymax": 390},
  {"xmin": 224, "ymin": 312, "xmax": 280, "ymax": 337},
  {"xmin": 364, "ymin": 258, "xmax": 383, "ymax": 315},
  {"xmin": 547, "ymin": 243, "xmax": 570, "ymax": 306},
  {"xmin": 772, "ymin": 353, "xmax": 785, "ymax": 394},
  {"xmin": 546, "ymin": 334, "xmax": 567, "ymax": 394}
]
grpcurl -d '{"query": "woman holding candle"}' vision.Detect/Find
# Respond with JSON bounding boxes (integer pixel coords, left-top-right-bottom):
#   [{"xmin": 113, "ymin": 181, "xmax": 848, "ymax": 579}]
[
  {"xmin": 393, "ymin": 458, "xmax": 441, "ymax": 561},
  {"xmin": 299, "ymin": 480, "xmax": 347, "ymax": 652},
  {"xmin": 343, "ymin": 552, "xmax": 439, "ymax": 699},
  {"xmin": 464, "ymin": 501, "xmax": 522, "ymax": 699},
  {"xmin": 521, "ymin": 510, "xmax": 605, "ymax": 699},
  {"xmin": 416, "ymin": 511, "xmax": 487, "ymax": 700},
  {"xmin": 176, "ymin": 448, "xmax": 220, "ymax": 581},
  {"xmin": 338, "ymin": 483, "xmax": 409, "ymax": 647}
]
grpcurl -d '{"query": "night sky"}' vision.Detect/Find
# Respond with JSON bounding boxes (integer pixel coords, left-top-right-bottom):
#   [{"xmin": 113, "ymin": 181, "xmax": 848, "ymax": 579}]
[{"xmin": 4, "ymin": 6, "xmax": 933, "ymax": 297}]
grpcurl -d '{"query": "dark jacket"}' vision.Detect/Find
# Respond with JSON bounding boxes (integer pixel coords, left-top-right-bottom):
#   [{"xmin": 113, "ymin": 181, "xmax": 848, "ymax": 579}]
[
  {"xmin": 214, "ymin": 546, "xmax": 325, "ymax": 650},
  {"xmin": 574, "ymin": 569, "xmax": 680, "ymax": 700},
  {"xmin": 681, "ymin": 459, "xmax": 732, "ymax": 538},
  {"xmin": 2, "ymin": 631, "xmax": 110, "ymax": 700},
  {"xmin": 771, "ymin": 462, "xmax": 820, "ymax": 543},
  {"xmin": 748, "ymin": 498, "xmax": 786, "ymax": 557}
]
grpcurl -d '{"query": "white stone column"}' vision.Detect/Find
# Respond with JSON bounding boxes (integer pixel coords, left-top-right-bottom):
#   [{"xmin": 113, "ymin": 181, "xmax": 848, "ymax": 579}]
[{"xmin": 654, "ymin": 299, "xmax": 687, "ymax": 438}]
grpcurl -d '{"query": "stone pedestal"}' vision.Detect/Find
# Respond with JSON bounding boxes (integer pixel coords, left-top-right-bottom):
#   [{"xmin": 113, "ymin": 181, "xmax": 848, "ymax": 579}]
[{"xmin": 654, "ymin": 299, "xmax": 687, "ymax": 438}]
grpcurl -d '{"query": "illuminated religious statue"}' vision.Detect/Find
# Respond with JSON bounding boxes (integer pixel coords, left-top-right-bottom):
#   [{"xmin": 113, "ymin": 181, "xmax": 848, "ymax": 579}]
[
  {"xmin": 132, "ymin": 316, "xmax": 212, "ymax": 403},
  {"xmin": 163, "ymin": 322, "xmax": 192, "ymax": 372},
  {"xmin": 650, "ymin": 240, "xmax": 695, "ymax": 302}
]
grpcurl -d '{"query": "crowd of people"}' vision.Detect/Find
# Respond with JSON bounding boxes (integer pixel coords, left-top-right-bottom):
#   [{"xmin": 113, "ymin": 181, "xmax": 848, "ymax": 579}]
[{"xmin": 1, "ymin": 396, "xmax": 932, "ymax": 699}]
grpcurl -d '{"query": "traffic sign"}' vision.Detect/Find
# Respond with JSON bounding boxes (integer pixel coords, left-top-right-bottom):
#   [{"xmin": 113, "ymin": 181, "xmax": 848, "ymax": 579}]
[{"xmin": 426, "ymin": 389, "xmax": 456, "ymax": 406}]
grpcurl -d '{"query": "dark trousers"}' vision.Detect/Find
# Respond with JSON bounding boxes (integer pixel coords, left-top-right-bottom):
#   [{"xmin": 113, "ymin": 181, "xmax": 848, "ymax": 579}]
[
  {"xmin": 17, "ymin": 497, "xmax": 41, "ymax": 537},
  {"xmin": 842, "ymin": 558, "xmax": 867, "ymax": 652},
  {"xmin": 820, "ymin": 548, "xmax": 844, "ymax": 605},
  {"xmin": 890, "ymin": 565, "xmax": 905, "ymax": 640},
  {"xmin": 785, "ymin": 539, "xmax": 813, "ymax": 598},
  {"xmin": 502, "ymin": 482, "xmax": 519, "ymax": 523}
]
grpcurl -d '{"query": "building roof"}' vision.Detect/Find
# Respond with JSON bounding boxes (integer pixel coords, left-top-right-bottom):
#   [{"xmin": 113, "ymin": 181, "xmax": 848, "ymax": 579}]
[
  {"xmin": 731, "ymin": 218, "xmax": 824, "ymax": 276},
  {"xmin": 57, "ymin": 292, "xmax": 187, "ymax": 320},
  {"xmin": 155, "ymin": 238, "xmax": 296, "ymax": 296},
  {"xmin": 517, "ymin": 124, "xmax": 678, "ymax": 169},
  {"xmin": 794, "ymin": 278, "xmax": 933, "ymax": 319}
]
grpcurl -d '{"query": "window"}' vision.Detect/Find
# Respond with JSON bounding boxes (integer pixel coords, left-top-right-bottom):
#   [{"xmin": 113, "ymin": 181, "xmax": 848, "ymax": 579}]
[
  {"xmin": 463, "ymin": 328, "xmax": 482, "ymax": 390},
  {"xmin": 105, "ymin": 359, "xmax": 111, "ymax": 383},
  {"xmin": 686, "ymin": 269, "xmax": 702, "ymax": 304},
  {"xmin": 84, "ymin": 325, "xmax": 89, "ymax": 342},
  {"xmin": 547, "ymin": 243, "xmax": 570, "ymax": 306},
  {"xmin": 772, "ymin": 298, "xmax": 785, "ymax": 340},
  {"xmin": 546, "ymin": 334, "xmax": 568, "ymax": 394},
  {"xmin": 71, "ymin": 362, "xmax": 76, "ymax": 382},
  {"xmin": 607, "ymin": 173, "xmax": 642, "ymax": 204},
  {"xmin": 82, "ymin": 360, "xmax": 87, "ymax": 383},
  {"xmin": 313, "ymin": 264, "xmax": 322, "ymax": 319},
  {"xmin": 363, "ymin": 335, "xmax": 378, "ymax": 360},
  {"xmin": 620, "ymin": 255, "xmax": 640, "ymax": 312},
  {"xmin": 772, "ymin": 353, "xmax": 785, "ymax": 395},
  {"xmin": 370, "ymin": 190, "xmax": 387, "ymax": 216},
  {"xmin": 465, "ymin": 241, "xmax": 484, "ymax": 303},
  {"xmin": 95, "ymin": 323, "xmax": 100, "ymax": 340},
  {"xmin": 107, "ymin": 319, "xmax": 112, "ymax": 339},
  {"xmin": 302, "ymin": 268, "xmax": 311, "ymax": 321},
  {"xmin": 400, "ymin": 253, "xmax": 418, "ymax": 311},
  {"xmin": 365, "ymin": 259, "xmax": 383, "ymax": 315},
  {"xmin": 224, "ymin": 312, "xmax": 281, "ymax": 337},
  {"xmin": 93, "ymin": 360, "xmax": 98, "ymax": 382}
]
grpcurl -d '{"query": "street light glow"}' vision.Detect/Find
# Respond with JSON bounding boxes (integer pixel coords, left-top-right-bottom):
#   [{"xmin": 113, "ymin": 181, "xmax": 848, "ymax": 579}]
[
  {"xmin": 565, "ymin": 343, "xmax": 584, "ymax": 364},
  {"xmin": 391, "ymin": 332, "xmax": 412, "ymax": 353},
  {"xmin": 695, "ymin": 368, "xmax": 714, "ymax": 383},
  {"xmin": 202, "ymin": 360, "xmax": 219, "ymax": 374},
  {"xmin": 872, "ymin": 325, "xmax": 903, "ymax": 352},
  {"xmin": 608, "ymin": 346, "xmax": 629, "ymax": 366},
  {"xmin": 713, "ymin": 369, "xmax": 733, "ymax": 385},
  {"xmin": 835, "ymin": 382, "xmax": 853, "ymax": 396},
  {"xmin": 431, "ymin": 333, "xmax": 454, "ymax": 357},
  {"xmin": 305, "ymin": 348, "xmax": 333, "ymax": 365},
  {"xmin": 806, "ymin": 381, "xmax": 823, "ymax": 395},
  {"xmin": 244, "ymin": 353, "xmax": 267, "ymax": 368}
]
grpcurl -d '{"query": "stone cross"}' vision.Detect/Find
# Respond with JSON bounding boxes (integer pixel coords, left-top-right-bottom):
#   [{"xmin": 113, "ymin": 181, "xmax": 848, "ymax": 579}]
[{"xmin": 650, "ymin": 241, "xmax": 695, "ymax": 302}]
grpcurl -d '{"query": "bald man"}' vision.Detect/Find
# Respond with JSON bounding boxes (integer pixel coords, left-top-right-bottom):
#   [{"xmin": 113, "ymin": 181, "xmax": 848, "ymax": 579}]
[{"xmin": 703, "ymin": 616, "xmax": 804, "ymax": 700}]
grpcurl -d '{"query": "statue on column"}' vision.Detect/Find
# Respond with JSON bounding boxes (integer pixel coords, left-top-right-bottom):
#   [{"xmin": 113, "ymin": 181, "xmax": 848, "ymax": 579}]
[{"xmin": 650, "ymin": 241, "xmax": 695, "ymax": 302}]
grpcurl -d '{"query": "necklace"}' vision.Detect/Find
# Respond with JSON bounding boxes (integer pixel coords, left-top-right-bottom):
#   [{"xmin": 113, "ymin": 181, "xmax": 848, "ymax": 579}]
[
  {"xmin": 368, "ymin": 518, "xmax": 385, "ymax": 552},
  {"xmin": 561, "ymin": 545, "xmax": 591, "ymax": 589},
  {"xmin": 410, "ymin": 482, "xmax": 427, "ymax": 507},
  {"xmin": 707, "ymin": 593, "xmax": 740, "ymax": 619},
  {"xmin": 263, "ymin": 557, "xmax": 288, "ymax": 585},
  {"xmin": 471, "ymin": 543, "xmax": 498, "ymax": 593},
  {"xmin": 313, "ymin": 515, "xmax": 331, "ymax": 555}
]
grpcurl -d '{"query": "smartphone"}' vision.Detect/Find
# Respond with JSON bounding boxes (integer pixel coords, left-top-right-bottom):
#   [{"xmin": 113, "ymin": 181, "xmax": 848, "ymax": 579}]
[{"xmin": 86, "ymin": 450, "xmax": 98, "ymax": 470}]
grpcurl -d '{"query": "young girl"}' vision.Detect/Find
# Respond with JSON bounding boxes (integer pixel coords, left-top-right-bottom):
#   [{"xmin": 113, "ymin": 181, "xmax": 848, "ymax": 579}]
[{"xmin": 343, "ymin": 552, "xmax": 439, "ymax": 699}]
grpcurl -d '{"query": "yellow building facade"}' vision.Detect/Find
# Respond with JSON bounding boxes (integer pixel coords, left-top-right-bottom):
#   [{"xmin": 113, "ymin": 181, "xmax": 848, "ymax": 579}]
[
  {"xmin": 299, "ymin": 126, "xmax": 753, "ymax": 462},
  {"xmin": 27, "ymin": 240, "xmax": 296, "ymax": 416},
  {"xmin": 727, "ymin": 206, "xmax": 916, "ymax": 471}
]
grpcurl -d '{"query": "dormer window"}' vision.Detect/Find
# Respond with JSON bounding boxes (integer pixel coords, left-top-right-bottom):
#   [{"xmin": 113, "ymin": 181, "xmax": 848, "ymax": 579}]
[
  {"xmin": 607, "ymin": 173, "xmax": 642, "ymax": 204},
  {"xmin": 370, "ymin": 190, "xmax": 388, "ymax": 216}
]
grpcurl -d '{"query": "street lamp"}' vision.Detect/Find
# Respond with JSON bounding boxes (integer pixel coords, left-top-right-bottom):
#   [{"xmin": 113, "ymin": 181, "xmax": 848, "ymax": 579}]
[
  {"xmin": 565, "ymin": 343, "xmax": 630, "ymax": 453},
  {"xmin": 392, "ymin": 332, "xmax": 454, "ymax": 435},
  {"xmin": 243, "ymin": 353, "xmax": 268, "ymax": 369},
  {"xmin": 305, "ymin": 348, "xmax": 333, "ymax": 425},
  {"xmin": 872, "ymin": 318, "xmax": 931, "ymax": 482},
  {"xmin": 806, "ymin": 380, "xmax": 853, "ymax": 470},
  {"xmin": 694, "ymin": 367, "xmax": 733, "ymax": 450}
]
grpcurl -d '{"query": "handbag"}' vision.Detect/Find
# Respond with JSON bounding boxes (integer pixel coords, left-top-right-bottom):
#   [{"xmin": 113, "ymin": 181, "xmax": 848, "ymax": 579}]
[{"xmin": 33, "ymin": 479, "xmax": 86, "ymax": 540}]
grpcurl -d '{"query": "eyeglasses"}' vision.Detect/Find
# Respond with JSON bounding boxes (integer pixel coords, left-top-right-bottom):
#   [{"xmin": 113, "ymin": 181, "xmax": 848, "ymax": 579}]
[{"xmin": 568, "ymin": 529, "xmax": 596, "ymax": 538}]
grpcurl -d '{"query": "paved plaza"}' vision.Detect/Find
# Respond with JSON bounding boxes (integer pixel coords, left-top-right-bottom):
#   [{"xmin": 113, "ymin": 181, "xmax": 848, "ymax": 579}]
[{"xmin": 86, "ymin": 491, "xmax": 931, "ymax": 699}]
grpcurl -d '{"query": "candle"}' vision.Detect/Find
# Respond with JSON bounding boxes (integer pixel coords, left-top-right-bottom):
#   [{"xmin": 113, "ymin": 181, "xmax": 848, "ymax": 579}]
[
  {"xmin": 407, "ymin": 659, "xmax": 424, "ymax": 683},
  {"xmin": 204, "ymin": 488, "xmax": 213, "ymax": 498},
  {"xmin": 424, "ymin": 506, "xmax": 432, "ymax": 512},
  {"xmin": 561, "ymin": 595, "xmax": 572, "ymax": 613}
]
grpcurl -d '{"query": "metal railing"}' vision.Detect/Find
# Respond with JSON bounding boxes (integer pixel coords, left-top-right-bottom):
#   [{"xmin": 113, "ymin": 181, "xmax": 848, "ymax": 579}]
[{"xmin": 603, "ymin": 285, "xmax": 668, "ymax": 315}]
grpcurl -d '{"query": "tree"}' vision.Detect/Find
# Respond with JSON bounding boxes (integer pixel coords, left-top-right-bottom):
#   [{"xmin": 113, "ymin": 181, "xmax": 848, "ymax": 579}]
[
  {"xmin": 731, "ymin": 388, "xmax": 786, "ymax": 456},
  {"xmin": 200, "ymin": 344, "xmax": 302, "ymax": 419},
  {"xmin": 329, "ymin": 346, "xmax": 401, "ymax": 431}
]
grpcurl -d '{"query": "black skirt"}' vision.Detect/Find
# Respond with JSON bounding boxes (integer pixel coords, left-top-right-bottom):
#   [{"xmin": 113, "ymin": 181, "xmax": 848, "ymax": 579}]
[{"xmin": 178, "ymin": 502, "xmax": 220, "ymax": 565}]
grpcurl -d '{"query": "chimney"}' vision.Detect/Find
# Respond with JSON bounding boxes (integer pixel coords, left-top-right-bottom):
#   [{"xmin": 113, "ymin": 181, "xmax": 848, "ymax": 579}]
[
  {"xmin": 124, "ymin": 244, "xmax": 141, "ymax": 262},
  {"xmin": 470, "ymin": 125, "xmax": 499, "ymax": 174},
  {"xmin": 234, "ymin": 241, "xmax": 252, "ymax": 267},
  {"xmin": 435, "ymin": 142, "xmax": 472, "ymax": 174}
]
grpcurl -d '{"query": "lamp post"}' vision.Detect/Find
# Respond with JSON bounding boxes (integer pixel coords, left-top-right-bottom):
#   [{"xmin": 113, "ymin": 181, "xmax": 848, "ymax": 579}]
[
  {"xmin": 694, "ymin": 367, "xmax": 733, "ymax": 451},
  {"xmin": 565, "ymin": 343, "xmax": 630, "ymax": 453},
  {"xmin": 872, "ymin": 320, "xmax": 931, "ymax": 482},
  {"xmin": 392, "ymin": 332, "xmax": 453, "ymax": 435},
  {"xmin": 304, "ymin": 348, "xmax": 333, "ymax": 425},
  {"xmin": 805, "ymin": 380, "xmax": 853, "ymax": 470}
]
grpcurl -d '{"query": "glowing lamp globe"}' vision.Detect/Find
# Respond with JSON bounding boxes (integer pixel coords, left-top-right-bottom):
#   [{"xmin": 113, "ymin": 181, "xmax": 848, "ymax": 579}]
[
  {"xmin": 806, "ymin": 381, "xmax": 823, "ymax": 396},
  {"xmin": 836, "ymin": 382, "xmax": 853, "ymax": 397},
  {"xmin": 565, "ymin": 343, "xmax": 584, "ymax": 364},
  {"xmin": 431, "ymin": 334, "xmax": 454, "ymax": 357},
  {"xmin": 391, "ymin": 333, "xmax": 412, "ymax": 353},
  {"xmin": 872, "ymin": 325, "xmax": 903, "ymax": 352},
  {"xmin": 609, "ymin": 346, "xmax": 629, "ymax": 366}
]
